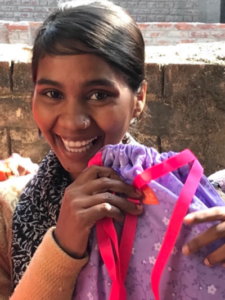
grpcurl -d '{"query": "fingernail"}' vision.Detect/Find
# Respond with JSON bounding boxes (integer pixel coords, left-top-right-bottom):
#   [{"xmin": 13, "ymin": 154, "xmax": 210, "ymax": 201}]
[
  {"xmin": 182, "ymin": 245, "xmax": 190, "ymax": 256},
  {"xmin": 135, "ymin": 189, "xmax": 143, "ymax": 196},
  {"xmin": 136, "ymin": 204, "xmax": 143, "ymax": 211},
  {"xmin": 204, "ymin": 258, "xmax": 212, "ymax": 267},
  {"xmin": 105, "ymin": 203, "xmax": 112, "ymax": 211},
  {"xmin": 183, "ymin": 214, "xmax": 193, "ymax": 221}
]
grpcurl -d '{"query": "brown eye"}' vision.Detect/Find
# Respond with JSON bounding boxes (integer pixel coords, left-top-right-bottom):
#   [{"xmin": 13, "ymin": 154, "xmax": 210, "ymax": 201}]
[
  {"xmin": 45, "ymin": 91, "xmax": 64, "ymax": 99},
  {"xmin": 90, "ymin": 92, "xmax": 108, "ymax": 100}
]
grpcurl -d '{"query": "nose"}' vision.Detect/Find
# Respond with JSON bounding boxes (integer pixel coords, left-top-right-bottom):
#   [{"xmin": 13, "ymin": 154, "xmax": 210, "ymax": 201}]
[{"xmin": 57, "ymin": 101, "xmax": 90, "ymax": 131}]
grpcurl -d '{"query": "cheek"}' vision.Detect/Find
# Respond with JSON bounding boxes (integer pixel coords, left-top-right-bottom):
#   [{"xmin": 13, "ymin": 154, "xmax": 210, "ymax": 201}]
[
  {"xmin": 32, "ymin": 98, "xmax": 52, "ymax": 132},
  {"xmin": 96, "ymin": 105, "xmax": 132, "ymax": 134}
]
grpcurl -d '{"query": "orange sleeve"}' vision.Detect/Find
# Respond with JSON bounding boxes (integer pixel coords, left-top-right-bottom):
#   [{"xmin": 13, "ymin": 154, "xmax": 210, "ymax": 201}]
[
  {"xmin": 10, "ymin": 227, "xmax": 88, "ymax": 300},
  {"xmin": 0, "ymin": 202, "xmax": 12, "ymax": 300}
]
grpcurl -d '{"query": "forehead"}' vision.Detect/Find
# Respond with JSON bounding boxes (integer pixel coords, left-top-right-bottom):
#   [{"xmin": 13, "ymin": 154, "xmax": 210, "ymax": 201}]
[{"xmin": 36, "ymin": 54, "xmax": 125, "ymax": 86}]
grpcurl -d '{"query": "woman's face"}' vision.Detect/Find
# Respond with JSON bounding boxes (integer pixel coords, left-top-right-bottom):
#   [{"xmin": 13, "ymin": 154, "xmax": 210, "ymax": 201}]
[{"xmin": 32, "ymin": 54, "xmax": 145, "ymax": 179}]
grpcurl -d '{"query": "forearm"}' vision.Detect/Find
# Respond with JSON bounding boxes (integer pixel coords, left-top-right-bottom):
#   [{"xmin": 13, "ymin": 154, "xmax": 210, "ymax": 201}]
[{"xmin": 10, "ymin": 227, "xmax": 88, "ymax": 300}]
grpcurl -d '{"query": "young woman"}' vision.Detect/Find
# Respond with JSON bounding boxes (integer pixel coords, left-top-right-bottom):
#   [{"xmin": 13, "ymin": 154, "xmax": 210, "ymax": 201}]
[{"xmin": 1, "ymin": 1, "xmax": 225, "ymax": 300}]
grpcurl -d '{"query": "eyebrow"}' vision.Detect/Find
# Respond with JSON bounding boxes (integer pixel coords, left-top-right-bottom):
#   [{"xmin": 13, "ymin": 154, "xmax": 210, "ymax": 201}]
[
  {"xmin": 36, "ymin": 78, "xmax": 116, "ymax": 89},
  {"xmin": 36, "ymin": 78, "xmax": 62, "ymax": 88},
  {"xmin": 82, "ymin": 79, "xmax": 116, "ymax": 88}
]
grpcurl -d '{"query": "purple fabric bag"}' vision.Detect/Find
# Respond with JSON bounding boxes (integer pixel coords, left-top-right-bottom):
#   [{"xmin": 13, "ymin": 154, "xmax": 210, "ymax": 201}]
[{"xmin": 73, "ymin": 144, "xmax": 225, "ymax": 300}]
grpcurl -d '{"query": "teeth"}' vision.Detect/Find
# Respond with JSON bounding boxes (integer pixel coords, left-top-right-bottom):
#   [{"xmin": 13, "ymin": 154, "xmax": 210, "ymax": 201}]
[{"xmin": 61, "ymin": 137, "xmax": 97, "ymax": 153}]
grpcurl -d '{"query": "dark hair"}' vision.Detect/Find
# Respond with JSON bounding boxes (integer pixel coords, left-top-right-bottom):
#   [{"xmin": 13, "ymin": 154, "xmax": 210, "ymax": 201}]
[
  {"xmin": 32, "ymin": 0, "xmax": 145, "ymax": 93},
  {"xmin": 33, "ymin": 0, "xmax": 147, "ymax": 143}
]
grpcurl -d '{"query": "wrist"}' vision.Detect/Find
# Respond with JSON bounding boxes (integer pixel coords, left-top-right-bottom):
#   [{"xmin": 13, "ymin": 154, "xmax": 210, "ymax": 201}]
[{"xmin": 52, "ymin": 229, "xmax": 87, "ymax": 259}]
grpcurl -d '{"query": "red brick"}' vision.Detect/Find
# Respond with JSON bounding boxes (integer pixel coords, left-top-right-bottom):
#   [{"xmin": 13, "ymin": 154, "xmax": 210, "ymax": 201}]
[
  {"xmin": 149, "ymin": 31, "xmax": 161, "ymax": 38},
  {"xmin": 191, "ymin": 31, "xmax": 209, "ymax": 38},
  {"xmin": 157, "ymin": 40, "xmax": 170, "ymax": 45},
  {"xmin": 7, "ymin": 23, "xmax": 29, "ymax": 31},
  {"xmin": 218, "ymin": 24, "xmax": 225, "ymax": 29},
  {"xmin": 152, "ymin": 23, "xmax": 173, "ymax": 29},
  {"xmin": 211, "ymin": 32, "xmax": 225, "ymax": 38},
  {"xmin": 154, "ymin": 22, "xmax": 173, "ymax": 28},
  {"xmin": 174, "ymin": 23, "xmax": 195, "ymax": 30},
  {"xmin": 196, "ymin": 24, "xmax": 217, "ymax": 30},
  {"xmin": 138, "ymin": 23, "xmax": 151, "ymax": 30},
  {"xmin": 167, "ymin": 31, "xmax": 189, "ymax": 38},
  {"xmin": 180, "ymin": 39, "xmax": 195, "ymax": 43},
  {"xmin": 29, "ymin": 21, "xmax": 42, "ymax": 27}
]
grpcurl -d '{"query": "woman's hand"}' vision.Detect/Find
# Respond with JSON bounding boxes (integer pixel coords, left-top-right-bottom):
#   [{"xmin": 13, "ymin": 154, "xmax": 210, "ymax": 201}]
[
  {"xmin": 182, "ymin": 207, "xmax": 225, "ymax": 267},
  {"xmin": 54, "ymin": 165, "xmax": 143, "ymax": 259}
]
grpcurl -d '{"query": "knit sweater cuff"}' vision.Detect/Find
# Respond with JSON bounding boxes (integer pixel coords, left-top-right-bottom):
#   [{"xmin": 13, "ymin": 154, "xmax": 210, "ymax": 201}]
[
  {"xmin": 43, "ymin": 227, "xmax": 88, "ymax": 274},
  {"xmin": 11, "ymin": 227, "xmax": 88, "ymax": 300}
]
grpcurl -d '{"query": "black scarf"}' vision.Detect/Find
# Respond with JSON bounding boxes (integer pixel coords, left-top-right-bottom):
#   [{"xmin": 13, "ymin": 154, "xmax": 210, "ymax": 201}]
[{"xmin": 11, "ymin": 150, "xmax": 70, "ymax": 290}]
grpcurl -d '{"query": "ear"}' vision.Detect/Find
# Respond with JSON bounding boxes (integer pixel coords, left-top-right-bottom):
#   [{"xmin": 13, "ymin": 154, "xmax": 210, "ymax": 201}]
[{"xmin": 132, "ymin": 81, "xmax": 147, "ymax": 118}]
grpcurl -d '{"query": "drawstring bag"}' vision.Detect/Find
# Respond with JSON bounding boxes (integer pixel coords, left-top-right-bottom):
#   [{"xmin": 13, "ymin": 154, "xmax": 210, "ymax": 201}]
[{"xmin": 73, "ymin": 144, "xmax": 225, "ymax": 300}]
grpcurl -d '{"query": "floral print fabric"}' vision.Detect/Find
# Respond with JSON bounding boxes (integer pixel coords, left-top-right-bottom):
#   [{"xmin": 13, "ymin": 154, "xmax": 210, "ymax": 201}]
[{"xmin": 74, "ymin": 144, "xmax": 225, "ymax": 300}]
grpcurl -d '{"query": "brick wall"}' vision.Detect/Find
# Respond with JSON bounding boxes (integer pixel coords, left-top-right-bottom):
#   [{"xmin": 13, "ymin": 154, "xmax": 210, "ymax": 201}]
[
  {"xmin": 0, "ymin": 21, "xmax": 225, "ymax": 46},
  {"xmin": 0, "ymin": 0, "xmax": 57, "ymax": 21},
  {"xmin": 117, "ymin": 0, "xmax": 199, "ymax": 22},
  {"xmin": 1, "ymin": 43, "xmax": 225, "ymax": 175},
  {"xmin": 0, "ymin": 0, "xmax": 222, "ymax": 23},
  {"xmin": 140, "ymin": 23, "xmax": 225, "ymax": 46}
]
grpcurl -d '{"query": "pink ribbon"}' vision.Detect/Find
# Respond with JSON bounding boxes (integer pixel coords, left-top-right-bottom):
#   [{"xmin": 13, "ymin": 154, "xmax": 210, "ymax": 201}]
[{"xmin": 88, "ymin": 149, "xmax": 203, "ymax": 300}]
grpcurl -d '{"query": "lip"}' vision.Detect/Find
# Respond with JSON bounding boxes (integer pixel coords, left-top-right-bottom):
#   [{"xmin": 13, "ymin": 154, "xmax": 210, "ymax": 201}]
[{"xmin": 55, "ymin": 134, "xmax": 101, "ymax": 160}]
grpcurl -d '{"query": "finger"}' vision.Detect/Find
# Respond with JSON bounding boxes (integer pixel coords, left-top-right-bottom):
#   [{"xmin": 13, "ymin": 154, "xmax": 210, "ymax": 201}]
[
  {"xmin": 84, "ymin": 202, "xmax": 125, "ymax": 224},
  {"xmin": 84, "ymin": 177, "xmax": 142, "ymax": 199},
  {"xmin": 80, "ymin": 193, "xmax": 143, "ymax": 215},
  {"xmin": 80, "ymin": 165, "xmax": 123, "ymax": 182},
  {"xmin": 204, "ymin": 244, "xmax": 225, "ymax": 267},
  {"xmin": 182, "ymin": 221, "xmax": 225, "ymax": 255},
  {"xmin": 184, "ymin": 207, "xmax": 225, "ymax": 225}
]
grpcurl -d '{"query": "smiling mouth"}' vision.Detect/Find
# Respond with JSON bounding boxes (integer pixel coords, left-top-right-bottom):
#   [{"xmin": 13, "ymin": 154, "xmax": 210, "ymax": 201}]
[{"xmin": 61, "ymin": 136, "xmax": 98, "ymax": 153}]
